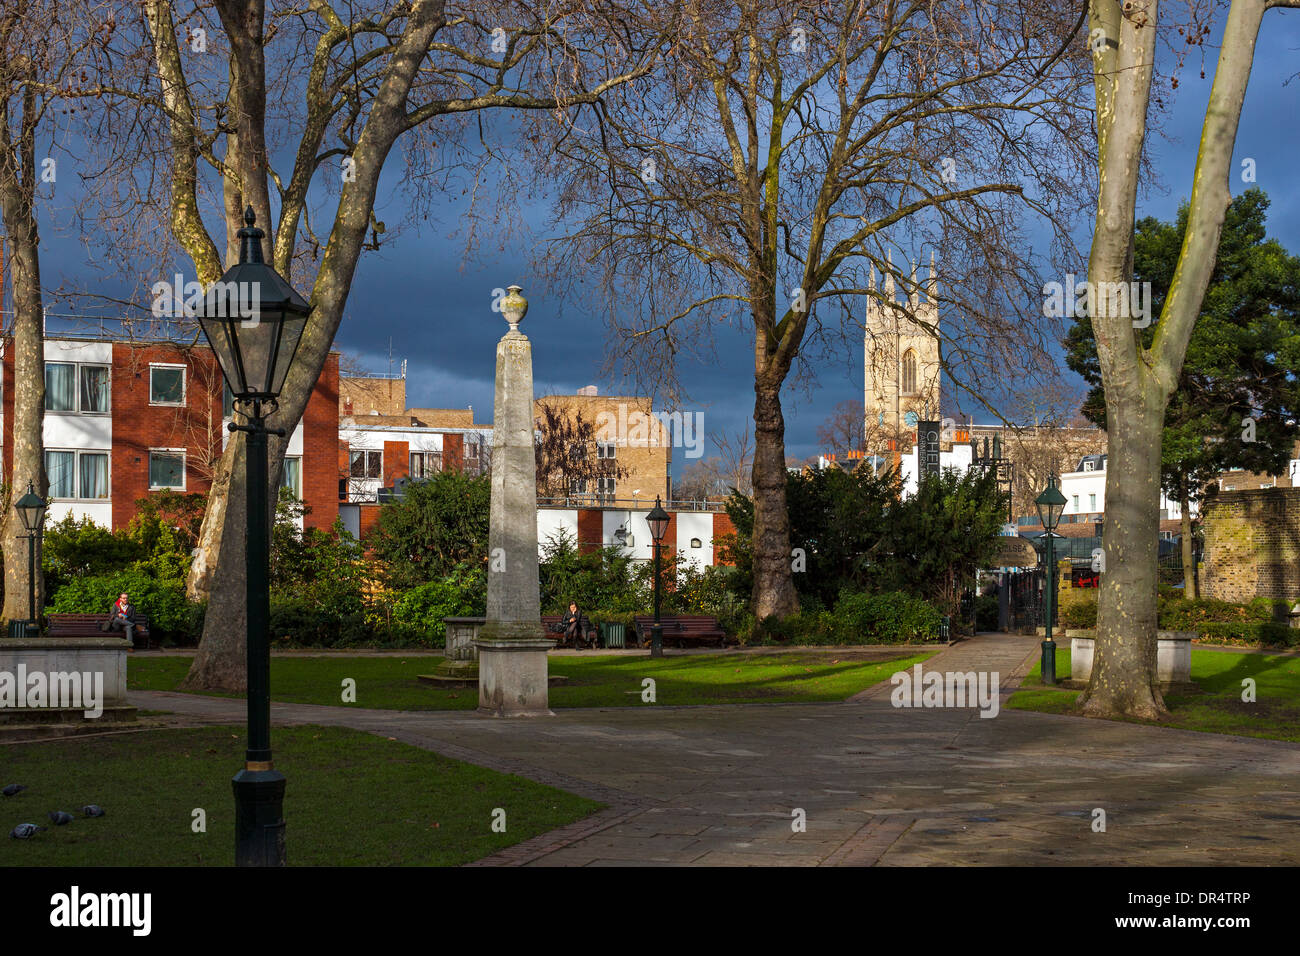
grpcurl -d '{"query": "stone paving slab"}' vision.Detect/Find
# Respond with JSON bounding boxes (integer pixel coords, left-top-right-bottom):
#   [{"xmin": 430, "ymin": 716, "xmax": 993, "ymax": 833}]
[{"xmin": 128, "ymin": 632, "xmax": 1300, "ymax": 866}]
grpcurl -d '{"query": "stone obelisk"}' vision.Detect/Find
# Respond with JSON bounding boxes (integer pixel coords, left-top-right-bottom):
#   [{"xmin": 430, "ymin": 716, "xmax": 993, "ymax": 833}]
[{"xmin": 476, "ymin": 285, "xmax": 554, "ymax": 716}]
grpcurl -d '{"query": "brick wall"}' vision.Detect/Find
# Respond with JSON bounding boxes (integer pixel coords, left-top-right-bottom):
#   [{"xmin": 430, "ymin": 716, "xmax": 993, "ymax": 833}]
[
  {"xmin": 576, "ymin": 509, "xmax": 603, "ymax": 554},
  {"xmin": 301, "ymin": 352, "xmax": 340, "ymax": 530},
  {"xmin": 383, "ymin": 440, "xmax": 410, "ymax": 487},
  {"xmin": 110, "ymin": 342, "xmax": 225, "ymax": 526},
  {"xmin": 1202, "ymin": 488, "xmax": 1300, "ymax": 603}
]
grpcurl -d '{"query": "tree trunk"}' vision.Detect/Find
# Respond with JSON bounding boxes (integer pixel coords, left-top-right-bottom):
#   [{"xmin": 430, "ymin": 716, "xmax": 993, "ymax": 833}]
[
  {"xmin": 179, "ymin": 433, "xmax": 249, "ymax": 691},
  {"xmin": 1180, "ymin": 489, "xmax": 1197, "ymax": 598},
  {"xmin": 180, "ymin": 0, "xmax": 448, "ymax": 689},
  {"xmin": 1078, "ymin": 399, "xmax": 1167, "ymax": 720},
  {"xmin": 0, "ymin": 89, "xmax": 45, "ymax": 624},
  {"xmin": 0, "ymin": 210, "xmax": 44, "ymax": 623},
  {"xmin": 750, "ymin": 374, "xmax": 798, "ymax": 619}
]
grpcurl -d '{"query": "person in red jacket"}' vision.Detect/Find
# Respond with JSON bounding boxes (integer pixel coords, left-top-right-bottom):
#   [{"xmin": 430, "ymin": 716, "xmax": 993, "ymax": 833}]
[{"xmin": 101, "ymin": 592, "xmax": 138, "ymax": 647}]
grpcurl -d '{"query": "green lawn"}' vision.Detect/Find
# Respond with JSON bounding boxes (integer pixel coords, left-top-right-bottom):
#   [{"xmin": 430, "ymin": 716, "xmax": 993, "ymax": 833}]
[
  {"xmin": 129, "ymin": 650, "xmax": 936, "ymax": 711},
  {"xmin": 1008, "ymin": 646, "xmax": 1300, "ymax": 742},
  {"xmin": 1, "ymin": 725, "xmax": 600, "ymax": 865}
]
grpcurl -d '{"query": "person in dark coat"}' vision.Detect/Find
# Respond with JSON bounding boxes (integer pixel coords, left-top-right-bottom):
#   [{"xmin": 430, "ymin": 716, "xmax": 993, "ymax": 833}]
[
  {"xmin": 560, "ymin": 601, "xmax": 590, "ymax": 649},
  {"xmin": 101, "ymin": 592, "xmax": 137, "ymax": 646}
]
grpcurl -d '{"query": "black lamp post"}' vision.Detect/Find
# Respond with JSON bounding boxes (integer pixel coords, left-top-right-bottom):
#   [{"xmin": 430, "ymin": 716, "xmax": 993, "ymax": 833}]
[
  {"xmin": 1035, "ymin": 476, "xmax": 1068, "ymax": 685},
  {"xmin": 197, "ymin": 207, "xmax": 311, "ymax": 867},
  {"xmin": 14, "ymin": 481, "xmax": 47, "ymax": 632},
  {"xmin": 646, "ymin": 496, "xmax": 670, "ymax": 658}
]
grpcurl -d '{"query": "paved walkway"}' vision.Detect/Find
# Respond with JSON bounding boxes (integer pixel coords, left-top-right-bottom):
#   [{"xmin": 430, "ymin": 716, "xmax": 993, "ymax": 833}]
[{"xmin": 130, "ymin": 633, "xmax": 1300, "ymax": 866}]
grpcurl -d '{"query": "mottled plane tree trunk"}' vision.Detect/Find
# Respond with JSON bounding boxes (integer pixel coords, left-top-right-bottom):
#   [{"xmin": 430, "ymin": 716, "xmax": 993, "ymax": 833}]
[{"xmin": 1080, "ymin": 0, "xmax": 1300, "ymax": 719}]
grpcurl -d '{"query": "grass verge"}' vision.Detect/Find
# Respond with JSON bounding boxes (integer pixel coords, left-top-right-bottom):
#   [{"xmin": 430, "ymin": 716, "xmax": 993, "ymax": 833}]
[
  {"xmin": 1008, "ymin": 646, "xmax": 1300, "ymax": 742},
  {"xmin": 128, "ymin": 650, "xmax": 937, "ymax": 711},
  {"xmin": 2, "ymin": 724, "xmax": 600, "ymax": 865}
]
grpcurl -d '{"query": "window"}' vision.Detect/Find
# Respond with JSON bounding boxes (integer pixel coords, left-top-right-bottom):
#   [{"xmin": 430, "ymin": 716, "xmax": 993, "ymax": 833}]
[
  {"xmin": 282, "ymin": 457, "xmax": 302, "ymax": 498},
  {"xmin": 1260, "ymin": 482, "xmax": 1274, "ymax": 490},
  {"xmin": 466, "ymin": 437, "xmax": 481, "ymax": 460},
  {"xmin": 690, "ymin": 538, "xmax": 702, "ymax": 549},
  {"xmin": 568, "ymin": 478, "xmax": 587, "ymax": 496},
  {"xmin": 1089, "ymin": 493, "xmax": 1097, "ymax": 511},
  {"xmin": 148, "ymin": 450, "xmax": 185, "ymax": 490},
  {"xmin": 597, "ymin": 441, "xmax": 616, "ymax": 460},
  {"xmin": 597, "ymin": 476, "xmax": 615, "ymax": 501},
  {"xmin": 149, "ymin": 365, "xmax": 186, "ymax": 405},
  {"xmin": 349, "ymin": 450, "xmax": 382, "ymax": 479},
  {"xmin": 45, "ymin": 363, "xmax": 110, "ymax": 414},
  {"xmin": 901, "ymin": 350, "xmax": 917, "ymax": 395},
  {"xmin": 45, "ymin": 450, "xmax": 109, "ymax": 500},
  {"xmin": 410, "ymin": 451, "xmax": 442, "ymax": 479},
  {"xmin": 1072, "ymin": 495, "xmax": 1079, "ymax": 511}
]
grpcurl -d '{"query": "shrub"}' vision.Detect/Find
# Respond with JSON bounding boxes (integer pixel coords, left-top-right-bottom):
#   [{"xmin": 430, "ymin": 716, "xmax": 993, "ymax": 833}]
[
  {"xmin": 1059, "ymin": 595, "xmax": 1098, "ymax": 629},
  {"xmin": 1196, "ymin": 621, "xmax": 1298, "ymax": 647},
  {"xmin": 48, "ymin": 570, "xmax": 198, "ymax": 643},
  {"xmin": 389, "ymin": 565, "xmax": 486, "ymax": 647},
  {"xmin": 834, "ymin": 590, "xmax": 942, "ymax": 644},
  {"xmin": 974, "ymin": 594, "xmax": 1000, "ymax": 632},
  {"xmin": 269, "ymin": 593, "xmax": 370, "ymax": 647}
]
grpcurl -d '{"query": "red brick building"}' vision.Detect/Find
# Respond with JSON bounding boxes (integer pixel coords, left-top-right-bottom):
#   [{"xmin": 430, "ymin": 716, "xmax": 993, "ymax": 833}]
[{"xmin": 0, "ymin": 335, "xmax": 339, "ymax": 530}]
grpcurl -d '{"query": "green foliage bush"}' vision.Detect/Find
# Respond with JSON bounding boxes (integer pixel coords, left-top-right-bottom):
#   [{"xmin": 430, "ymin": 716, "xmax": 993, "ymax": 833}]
[
  {"xmin": 48, "ymin": 570, "xmax": 199, "ymax": 643},
  {"xmin": 388, "ymin": 565, "xmax": 487, "ymax": 647},
  {"xmin": 833, "ymin": 590, "xmax": 942, "ymax": 644},
  {"xmin": 1059, "ymin": 595, "xmax": 1098, "ymax": 629},
  {"xmin": 366, "ymin": 472, "xmax": 490, "ymax": 588}
]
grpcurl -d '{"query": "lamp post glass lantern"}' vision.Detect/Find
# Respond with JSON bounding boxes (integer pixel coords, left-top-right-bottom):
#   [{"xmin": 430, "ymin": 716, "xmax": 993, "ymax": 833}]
[
  {"xmin": 14, "ymin": 482, "xmax": 46, "ymax": 628},
  {"xmin": 646, "ymin": 497, "xmax": 670, "ymax": 658},
  {"xmin": 1035, "ymin": 477, "xmax": 1068, "ymax": 685},
  {"xmin": 198, "ymin": 206, "xmax": 311, "ymax": 867}
]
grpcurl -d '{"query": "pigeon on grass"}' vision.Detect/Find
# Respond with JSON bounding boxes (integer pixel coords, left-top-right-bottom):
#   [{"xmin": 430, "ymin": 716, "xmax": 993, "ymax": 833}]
[
  {"xmin": 81, "ymin": 805, "xmax": 106, "ymax": 818},
  {"xmin": 48, "ymin": 811, "xmax": 75, "ymax": 826},
  {"xmin": 2, "ymin": 784, "xmax": 26, "ymax": 797},
  {"xmin": 10, "ymin": 823, "xmax": 44, "ymax": 839}
]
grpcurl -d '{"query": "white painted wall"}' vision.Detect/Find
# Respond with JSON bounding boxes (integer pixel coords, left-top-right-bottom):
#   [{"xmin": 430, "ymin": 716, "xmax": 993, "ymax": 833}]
[
  {"xmin": 537, "ymin": 509, "xmax": 578, "ymax": 556},
  {"xmin": 675, "ymin": 511, "xmax": 713, "ymax": 569},
  {"xmin": 47, "ymin": 501, "xmax": 112, "ymax": 526},
  {"xmin": 900, "ymin": 442, "xmax": 974, "ymax": 496}
]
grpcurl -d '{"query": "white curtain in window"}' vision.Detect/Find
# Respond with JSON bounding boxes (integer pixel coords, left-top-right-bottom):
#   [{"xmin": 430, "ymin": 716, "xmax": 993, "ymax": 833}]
[
  {"xmin": 80, "ymin": 366, "xmax": 110, "ymax": 412},
  {"xmin": 46, "ymin": 451, "xmax": 75, "ymax": 497},
  {"xmin": 281, "ymin": 458, "xmax": 301, "ymax": 497},
  {"xmin": 80, "ymin": 453, "xmax": 109, "ymax": 499},
  {"xmin": 46, "ymin": 364, "xmax": 76, "ymax": 411}
]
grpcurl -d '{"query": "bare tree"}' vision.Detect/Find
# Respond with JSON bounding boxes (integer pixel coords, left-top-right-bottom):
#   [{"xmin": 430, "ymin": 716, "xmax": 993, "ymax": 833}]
[
  {"xmin": 540, "ymin": 1, "xmax": 1095, "ymax": 618},
  {"xmin": 66, "ymin": 0, "xmax": 663, "ymax": 690},
  {"xmin": 534, "ymin": 397, "xmax": 627, "ymax": 499},
  {"xmin": 0, "ymin": 0, "xmax": 117, "ymax": 622},
  {"xmin": 1080, "ymin": 0, "xmax": 1300, "ymax": 719},
  {"xmin": 817, "ymin": 399, "xmax": 866, "ymax": 457}
]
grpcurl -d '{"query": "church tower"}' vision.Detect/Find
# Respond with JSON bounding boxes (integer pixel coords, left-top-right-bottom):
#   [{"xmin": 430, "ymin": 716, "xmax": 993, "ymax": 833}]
[{"xmin": 863, "ymin": 253, "xmax": 941, "ymax": 454}]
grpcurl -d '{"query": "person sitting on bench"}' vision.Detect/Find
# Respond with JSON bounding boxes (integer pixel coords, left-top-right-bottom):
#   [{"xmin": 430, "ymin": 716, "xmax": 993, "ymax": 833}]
[
  {"xmin": 101, "ymin": 592, "xmax": 138, "ymax": 646},
  {"xmin": 559, "ymin": 601, "xmax": 590, "ymax": 648}
]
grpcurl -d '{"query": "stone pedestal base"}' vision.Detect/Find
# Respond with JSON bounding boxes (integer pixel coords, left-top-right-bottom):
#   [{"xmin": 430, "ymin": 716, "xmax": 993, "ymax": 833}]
[
  {"xmin": 475, "ymin": 638, "xmax": 555, "ymax": 716},
  {"xmin": 0, "ymin": 636, "xmax": 131, "ymax": 724},
  {"xmin": 1069, "ymin": 629, "xmax": 1195, "ymax": 685}
]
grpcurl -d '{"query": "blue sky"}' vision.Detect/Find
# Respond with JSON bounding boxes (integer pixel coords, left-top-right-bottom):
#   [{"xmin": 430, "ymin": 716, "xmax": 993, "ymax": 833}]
[{"xmin": 18, "ymin": 8, "xmax": 1300, "ymax": 481}]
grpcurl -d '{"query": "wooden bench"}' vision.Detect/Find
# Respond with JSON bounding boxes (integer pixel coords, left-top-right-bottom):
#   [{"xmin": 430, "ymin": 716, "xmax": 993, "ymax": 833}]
[
  {"xmin": 46, "ymin": 613, "xmax": 152, "ymax": 649},
  {"xmin": 633, "ymin": 614, "xmax": 727, "ymax": 649},
  {"xmin": 541, "ymin": 614, "xmax": 598, "ymax": 649}
]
